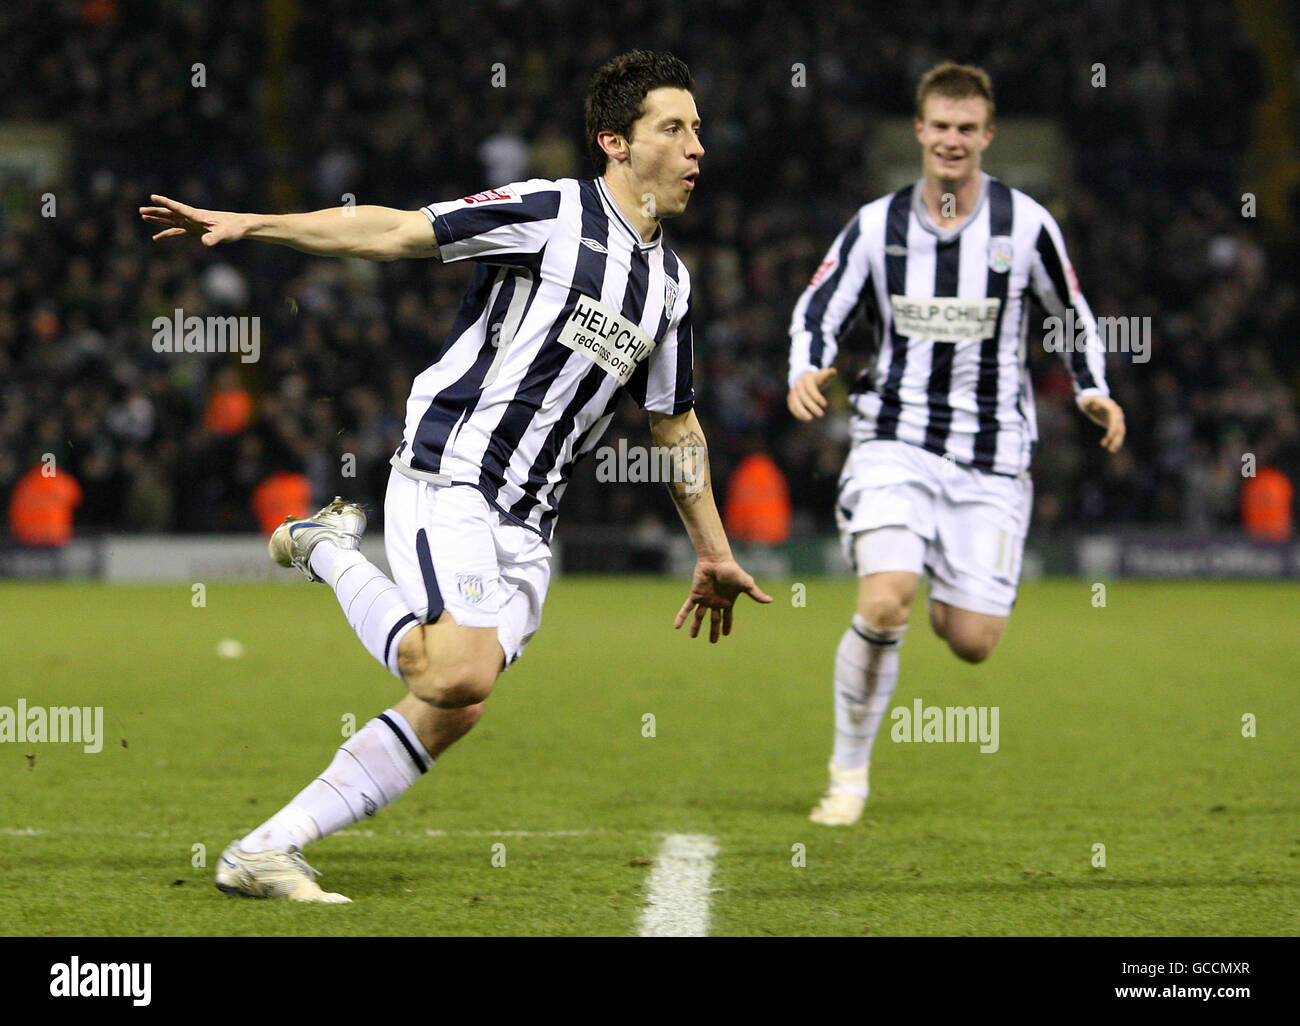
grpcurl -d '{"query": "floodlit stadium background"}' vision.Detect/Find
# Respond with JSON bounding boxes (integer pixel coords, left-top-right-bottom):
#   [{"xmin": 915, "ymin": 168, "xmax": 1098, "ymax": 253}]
[
  {"xmin": 1, "ymin": 0, "xmax": 1297, "ymax": 578},
  {"xmin": 3, "ymin": 0, "xmax": 1300, "ymax": 947}
]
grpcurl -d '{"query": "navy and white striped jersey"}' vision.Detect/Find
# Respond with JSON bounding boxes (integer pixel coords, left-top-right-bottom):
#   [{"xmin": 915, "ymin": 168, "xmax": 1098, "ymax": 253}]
[
  {"xmin": 392, "ymin": 177, "xmax": 694, "ymax": 542},
  {"xmin": 788, "ymin": 173, "xmax": 1109, "ymax": 477}
]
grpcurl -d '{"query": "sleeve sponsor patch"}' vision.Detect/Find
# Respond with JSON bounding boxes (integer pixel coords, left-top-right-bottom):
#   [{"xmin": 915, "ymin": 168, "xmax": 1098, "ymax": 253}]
[
  {"xmin": 1064, "ymin": 261, "xmax": 1082, "ymax": 302},
  {"xmin": 809, "ymin": 256, "xmax": 838, "ymax": 289},
  {"xmin": 459, "ymin": 186, "xmax": 521, "ymax": 206}
]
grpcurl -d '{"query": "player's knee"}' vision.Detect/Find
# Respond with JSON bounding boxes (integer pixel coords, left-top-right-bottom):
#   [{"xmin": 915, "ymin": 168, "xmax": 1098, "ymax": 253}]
[
  {"xmin": 436, "ymin": 665, "xmax": 496, "ymax": 708},
  {"xmin": 858, "ymin": 593, "xmax": 912, "ymax": 630},
  {"xmin": 407, "ymin": 659, "xmax": 497, "ymax": 709}
]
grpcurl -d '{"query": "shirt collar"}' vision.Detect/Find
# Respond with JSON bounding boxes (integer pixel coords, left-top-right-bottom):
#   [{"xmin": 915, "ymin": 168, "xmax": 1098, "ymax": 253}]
[
  {"xmin": 912, "ymin": 172, "xmax": 990, "ymax": 242},
  {"xmin": 596, "ymin": 177, "xmax": 663, "ymax": 250}
]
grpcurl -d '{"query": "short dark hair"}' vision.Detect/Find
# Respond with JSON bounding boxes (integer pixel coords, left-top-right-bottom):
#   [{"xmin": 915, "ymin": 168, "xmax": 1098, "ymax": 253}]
[
  {"xmin": 585, "ymin": 50, "xmax": 695, "ymax": 174},
  {"xmin": 916, "ymin": 61, "xmax": 995, "ymax": 124}
]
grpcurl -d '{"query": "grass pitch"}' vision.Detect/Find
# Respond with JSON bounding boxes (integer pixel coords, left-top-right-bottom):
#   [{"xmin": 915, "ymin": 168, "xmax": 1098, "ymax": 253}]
[{"xmin": 1, "ymin": 576, "xmax": 1296, "ymax": 936}]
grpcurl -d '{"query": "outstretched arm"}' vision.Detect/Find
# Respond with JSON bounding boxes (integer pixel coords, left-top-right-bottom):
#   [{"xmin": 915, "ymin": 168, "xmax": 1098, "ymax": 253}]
[
  {"xmin": 648, "ymin": 407, "xmax": 772, "ymax": 642},
  {"xmin": 140, "ymin": 195, "xmax": 439, "ymax": 261}
]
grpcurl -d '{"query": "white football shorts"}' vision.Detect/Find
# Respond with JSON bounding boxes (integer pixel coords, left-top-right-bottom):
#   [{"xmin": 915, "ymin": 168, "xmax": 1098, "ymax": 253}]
[
  {"xmin": 384, "ymin": 468, "xmax": 551, "ymax": 666},
  {"xmin": 836, "ymin": 439, "xmax": 1032, "ymax": 616}
]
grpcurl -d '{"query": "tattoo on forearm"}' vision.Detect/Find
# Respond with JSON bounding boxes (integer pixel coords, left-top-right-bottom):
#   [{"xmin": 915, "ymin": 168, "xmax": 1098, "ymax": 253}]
[{"xmin": 664, "ymin": 429, "xmax": 708, "ymax": 506}]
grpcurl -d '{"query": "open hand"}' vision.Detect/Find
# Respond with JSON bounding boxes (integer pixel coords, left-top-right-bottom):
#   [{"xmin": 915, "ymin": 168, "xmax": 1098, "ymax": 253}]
[
  {"xmin": 674, "ymin": 557, "xmax": 773, "ymax": 643},
  {"xmin": 139, "ymin": 194, "xmax": 251, "ymax": 246}
]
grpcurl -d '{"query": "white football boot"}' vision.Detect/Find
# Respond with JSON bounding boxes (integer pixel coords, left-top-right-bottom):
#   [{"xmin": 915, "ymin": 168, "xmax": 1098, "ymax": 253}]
[
  {"xmin": 809, "ymin": 760, "xmax": 869, "ymax": 825},
  {"xmin": 215, "ymin": 842, "xmax": 352, "ymax": 903},
  {"xmin": 268, "ymin": 496, "xmax": 366, "ymax": 582}
]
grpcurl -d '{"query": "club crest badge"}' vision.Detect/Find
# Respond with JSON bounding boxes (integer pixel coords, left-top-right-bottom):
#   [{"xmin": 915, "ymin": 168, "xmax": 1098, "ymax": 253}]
[
  {"xmin": 987, "ymin": 236, "xmax": 1013, "ymax": 274},
  {"xmin": 456, "ymin": 573, "xmax": 486, "ymax": 605},
  {"xmin": 664, "ymin": 277, "xmax": 679, "ymax": 320}
]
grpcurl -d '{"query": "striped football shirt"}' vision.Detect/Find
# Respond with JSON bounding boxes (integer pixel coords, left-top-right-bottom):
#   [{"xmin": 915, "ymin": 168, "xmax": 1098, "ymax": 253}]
[
  {"xmin": 788, "ymin": 173, "xmax": 1110, "ymax": 476},
  {"xmin": 392, "ymin": 177, "xmax": 694, "ymax": 542}
]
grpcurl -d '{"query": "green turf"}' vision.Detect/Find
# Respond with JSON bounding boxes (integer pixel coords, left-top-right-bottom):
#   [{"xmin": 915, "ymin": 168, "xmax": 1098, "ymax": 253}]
[{"xmin": 1, "ymin": 576, "xmax": 1296, "ymax": 936}]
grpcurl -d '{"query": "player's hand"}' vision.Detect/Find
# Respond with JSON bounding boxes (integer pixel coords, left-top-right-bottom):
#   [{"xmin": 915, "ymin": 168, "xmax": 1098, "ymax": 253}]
[
  {"xmin": 1079, "ymin": 395, "xmax": 1126, "ymax": 453},
  {"xmin": 673, "ymin": 557, "xmax": 773, "ymax": 643},
  {"xmin": 787, "ymin": 368, "xmax": 837, "ymax": 421},
  {"xmin": 139, "ymin": 195, "xmax": 252, "ymax": 246}
]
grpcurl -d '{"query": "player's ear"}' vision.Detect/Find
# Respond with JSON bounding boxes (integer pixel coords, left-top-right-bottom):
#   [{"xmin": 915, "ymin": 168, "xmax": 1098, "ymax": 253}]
[
  {"xmin": 913, "ymin": 117, "xmax": 924, "ymax": 142},
  {"xmin": 598, "ymin": 130, "xmax": 628, "ymax": 165}
]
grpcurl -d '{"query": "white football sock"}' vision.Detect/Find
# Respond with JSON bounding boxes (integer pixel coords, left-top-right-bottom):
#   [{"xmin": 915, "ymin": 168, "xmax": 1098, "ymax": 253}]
[
  {"xmin": 240, "ymin": 709, "xmax": 432, "ymax": 853},
  {"xmin": 310, "ymin": 542, "xmax": 419, "ymax": 679},
  {"xmin": 831, "ymin": 615, "xmax": 906, "ymax": 788}
]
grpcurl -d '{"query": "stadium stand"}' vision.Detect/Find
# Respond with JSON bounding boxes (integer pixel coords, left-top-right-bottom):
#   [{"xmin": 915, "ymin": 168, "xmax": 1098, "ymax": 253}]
[{"xmin": 1, "ymin": 0, "xmax": 1294, "ymax": 543}]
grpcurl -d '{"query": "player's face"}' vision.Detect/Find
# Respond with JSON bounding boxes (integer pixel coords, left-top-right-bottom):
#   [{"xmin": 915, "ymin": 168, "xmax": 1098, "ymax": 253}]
[
  {"xmin": 625, "ymin": 87, "xmax": 703, "ymax": 219},
  {"xmin": 915, "ymin": 95, "xmax": 994, "ymax": 187}
]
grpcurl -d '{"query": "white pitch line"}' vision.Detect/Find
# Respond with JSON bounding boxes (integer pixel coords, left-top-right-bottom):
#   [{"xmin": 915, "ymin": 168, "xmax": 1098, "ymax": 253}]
[
  {"xmin": 423, "ymin": 829, "xmax": 593, "ymax": 838},
  {"xmin": 338, "ymin": 828, "xmax": 596, "ymax": 839},
  {"xmin": 637, "ymin": 833, "xmax": 719, "ymax": 937},
  {"xmin": 0, "ymin": 826, "xmax": 595, "ymax": 840}
]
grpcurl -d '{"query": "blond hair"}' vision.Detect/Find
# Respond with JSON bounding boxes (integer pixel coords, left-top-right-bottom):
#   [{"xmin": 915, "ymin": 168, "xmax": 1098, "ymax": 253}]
[{"xmin": 916, "ymin": 62, "xmax": 995, "ymax": 124}]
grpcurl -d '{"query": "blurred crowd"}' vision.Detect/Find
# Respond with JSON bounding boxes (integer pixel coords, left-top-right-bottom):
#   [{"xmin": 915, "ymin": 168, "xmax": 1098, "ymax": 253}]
[{"xmin": 1, "ymin": 0, "xmax": 1296, "ymax": 539}]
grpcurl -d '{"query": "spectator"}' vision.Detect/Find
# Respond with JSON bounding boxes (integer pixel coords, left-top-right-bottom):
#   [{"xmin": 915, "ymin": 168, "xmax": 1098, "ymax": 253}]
[
  {"xmin": 204, "ymin": 366, "xmax": 253, "ymax": 436},
  {"xmin": 724, "ymin": 451, "xmax": 792, "ymax": 545},
  {"xmin": 1241, "ymin": 465, "xmax": 1294, "ymax": 541},
  {"xmin": 251, "ymin": 468, "xmax": 313, "ymax": 537},
  {"xmin": 9, "ymin": 462, "xmax": 83, "ymax": 547}
]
